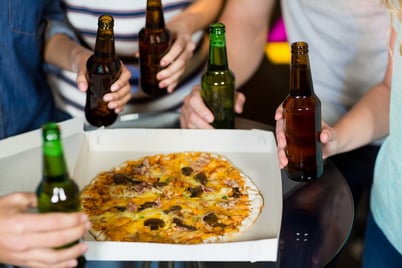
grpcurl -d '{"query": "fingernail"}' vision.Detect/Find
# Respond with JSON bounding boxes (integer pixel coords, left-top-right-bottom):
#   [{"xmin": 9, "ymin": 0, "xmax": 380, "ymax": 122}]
[
  {"xmin": 205, "ymin": 115, "xmax": 213, "ymax": 122},
  {"xmin": 80, "ymin": 213, "xmax": 89, "ymax": 222},
  {"xmin": 103, "ymin": 95, "xmax": 112, "ymax": 102},
  {"xmin": 110, "ymin": 84, "xmax": 118, "ymax": 91}
]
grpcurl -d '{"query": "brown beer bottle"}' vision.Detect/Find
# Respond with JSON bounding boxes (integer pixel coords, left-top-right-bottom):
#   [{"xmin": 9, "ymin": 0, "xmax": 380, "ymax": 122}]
[
  {"xmin": 201, "ymin": 22, "xmax": 235, "ymax": 129},
  {"xmin": 36, "ymin": 122, "xmax": 86, "ymax": 267},
  {"xmin": 85, "ymin": 14, "xmax": 121, "ymax": 127},
  {"xmin": 283, "ymin": 41, "xmax": 323, "ymax": 181},
  {"xmin": 139, "ymin": 0, "xmax": 171, "ymax": 97}
]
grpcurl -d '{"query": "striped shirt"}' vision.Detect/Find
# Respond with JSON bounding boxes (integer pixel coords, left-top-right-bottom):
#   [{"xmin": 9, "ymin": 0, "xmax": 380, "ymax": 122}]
[{"xmin": 47, "ymin": 0, "xmax": 204, "ymax": 119}]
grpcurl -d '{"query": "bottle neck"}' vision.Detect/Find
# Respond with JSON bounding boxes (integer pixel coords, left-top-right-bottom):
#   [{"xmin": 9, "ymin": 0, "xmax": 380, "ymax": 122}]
[
  {"xmin": 145, "ymin": 0, "xmax": 166, "ymax": 29},
  {"xmin": 207, "ymin": 31, "xmax": 229, "ymax": 71},
  {"xmin": 94, "ymin": 30, "xmax": 116, "ymax": 59},
  {"xmin": 42, "ymin": 125, "xmax": 69, "ymax": 182},
  {"xmin": 289, "ymin": 47, "xmax": 314, "ymax": 96}
]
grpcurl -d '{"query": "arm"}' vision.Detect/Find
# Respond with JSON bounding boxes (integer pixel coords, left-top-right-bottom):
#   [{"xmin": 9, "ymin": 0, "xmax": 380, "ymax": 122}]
[
  {"xmin": 221, "ymin": 0, "xmax": 275, "ymax": 88},
  {"xmin": 323, "ymin": 30, "xmax": 393, "ymax": 156},
  {"xmin": 179, "ymin": 0, "xmax": 274, "ymax": 128},
  {"xmin": 0, "ymin": 192, "xmax": 89, "ymax": 268},
  {"xmin": 43, "ymin": 0, "xmax": 131, "ymax": 114},
  {"xmin": 275, "ymin": 28, "xmax": 394, "ymax": 168},
  {"xmin": 158, "ymin": 0, "xmax": 225, "ymax": 92}
]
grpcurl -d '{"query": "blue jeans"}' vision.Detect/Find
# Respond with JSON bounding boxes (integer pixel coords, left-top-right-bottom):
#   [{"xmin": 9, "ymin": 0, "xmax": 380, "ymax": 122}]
[{"xmin": 363, "ymin": 211, "xmax": 402, "ymax": 267}]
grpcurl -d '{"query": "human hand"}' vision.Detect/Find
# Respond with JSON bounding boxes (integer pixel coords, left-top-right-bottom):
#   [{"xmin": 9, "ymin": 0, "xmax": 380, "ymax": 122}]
[
  {"xmin": 0, "ymin": 192, "xmax": 90, "ymax": 268},
  {"xmin": 157, "ymin": 26, "xmax": 196, "ymax": 93},
  {"xmin": 76, "ymin": 61, "xmax": 132, "ymax": 114},
  {"xmin": 180, "ymin": 85, "xmax": 245, "ymax": 129},
  {"xmin": 275, "ymin": 105, "xmax": 337, "ymax": 169}
]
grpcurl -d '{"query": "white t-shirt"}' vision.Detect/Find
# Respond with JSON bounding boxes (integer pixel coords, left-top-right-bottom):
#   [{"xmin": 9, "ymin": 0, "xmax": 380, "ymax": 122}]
[
  {"xmin": 281, "ymin": 0, "xmax": 389, "ymax": 125},
  {"xmin": 47, "ymin": 0, "xmax": 203, "ymax": 119}
]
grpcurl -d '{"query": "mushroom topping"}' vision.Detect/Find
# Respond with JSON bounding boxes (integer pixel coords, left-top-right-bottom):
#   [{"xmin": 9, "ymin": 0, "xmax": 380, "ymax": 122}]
[
  {"xmin": 203, "ymin": 212, "xmax": 227, "ymax": 228},
  {"xmin": 144, "ymin": 218, "xmax": 165, "ymax": 230},
  {"xmin": 194, "ymin": 172, "xmax": 207, "ymax": 185},
  {"xmin": 187, "ymin": 186, "xmax": 203, "ymax": 197},
  {"xmin": 139, "ymin": 201, "xmax": 158, "ymax": 211},
  {"xmin": 231, "ymin": 187, "xmax": 242, "ymax": 198},
  {"xmin": 181, "ymin": 166, "xmax": 193, "ymax": 176},
  {"xmin": 113, "ymin": 174, "xmax": 141, "ymax": 185},
  {"xmin": 173, "ymin": 218, "xmax": 196, "ymax": 231}
]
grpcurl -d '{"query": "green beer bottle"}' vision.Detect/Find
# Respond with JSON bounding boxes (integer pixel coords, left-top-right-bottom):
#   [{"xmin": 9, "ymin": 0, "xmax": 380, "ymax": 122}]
[
  {"xmin": 36, "ymin": 122, "xmax": 86, "ymax": 268},
  {"xmin": 201, "ymin": 22, "xmax": 235, "ymax": 129}
]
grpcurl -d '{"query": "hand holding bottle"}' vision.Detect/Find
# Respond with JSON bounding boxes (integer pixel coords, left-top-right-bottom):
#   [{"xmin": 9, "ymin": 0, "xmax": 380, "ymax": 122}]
[
  {"xmin": 275, "ymin": 104, "xmax": 337, "ymax": 168},
  {"xmin": 156, "ymin": 23, "xmax": 196, "ymax": 93},
  {"xmin": 180, "ymin": 85, "xmax": 246, "ymax": 129},
  {"xmin": 76, "ymin": 62, "xmax": 132, "ymax": 114},
  {"xmin": 0, "ymin": 192, "xmax": 89, "ymax": 268}
]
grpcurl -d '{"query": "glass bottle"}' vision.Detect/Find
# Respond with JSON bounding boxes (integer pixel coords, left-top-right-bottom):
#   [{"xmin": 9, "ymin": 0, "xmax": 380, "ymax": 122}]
[
  {"xmin": 85, "ymin": 14, "xmax": 121, "ymax": 127},
  {"xmin": 283, "ymin": 41, "xmax": 323, "ymax": 181},
  {"xmin": 201, "ymin": 22, "xmax": 235, "ymax": 129},
  {"xmin": 139, "ymin": 0, "xmax": 171, "ymax": 97},
  {"xmin": 36, "ymin": 122, "xmax": 86, "ymax": 268}
]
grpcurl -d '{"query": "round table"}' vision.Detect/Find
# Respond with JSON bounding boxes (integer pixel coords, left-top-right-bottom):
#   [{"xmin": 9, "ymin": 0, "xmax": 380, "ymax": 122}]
[{"xmin": 82, "ymin": 115, "xmax": 354, "ymax": 268}]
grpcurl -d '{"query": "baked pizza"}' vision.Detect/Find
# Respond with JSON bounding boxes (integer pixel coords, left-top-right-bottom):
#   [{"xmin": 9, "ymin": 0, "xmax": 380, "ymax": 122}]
[{"xmin": 80, "ymin": 151, "xmax": 264, "ymax": 244}]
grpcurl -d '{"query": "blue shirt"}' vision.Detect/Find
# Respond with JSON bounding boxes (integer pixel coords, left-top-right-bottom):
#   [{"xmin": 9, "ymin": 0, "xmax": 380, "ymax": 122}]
[{"xmin": 0, "ymin": 0, "xmax": 73, "ymax": 139}]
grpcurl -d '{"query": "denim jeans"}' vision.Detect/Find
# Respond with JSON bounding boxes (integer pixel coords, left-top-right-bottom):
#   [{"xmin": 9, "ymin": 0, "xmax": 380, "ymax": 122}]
[{"xmin": 362, "ymin": 211, "xmax": 402, "ymax": 267}]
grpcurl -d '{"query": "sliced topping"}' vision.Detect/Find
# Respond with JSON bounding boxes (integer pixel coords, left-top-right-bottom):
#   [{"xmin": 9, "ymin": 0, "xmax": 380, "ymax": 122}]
[
  {"xmin": 144, "ymin": 218, "xmax": 165, "ymax": 230},
  {"xmin": 231, "ymin": 187, "xmax": 242, "ymax": 198},
  {"xmin": 181, "ymin": 166, "xmax": 193, "ymax": 176},
  {"xmin": 187, "ymin": 186, "xmax": 203, "ymax": 197},
  {"xmin": 113, "ymin": 174, "xmax": 141, "ymax": 185},
  {"xmin": 139, "ymin": 201, "xmax": 158, "ymax": 211},
  {"xmin": 203, "ymin": 212, "xmax": 227, "ymax": 228},
  {"xmin": 173, "ymin": 218, "xmax": 196, "ymax": 231},
  {"xmin": 194, "ymin": 172, "xmax": 207, "ymax": 185}
]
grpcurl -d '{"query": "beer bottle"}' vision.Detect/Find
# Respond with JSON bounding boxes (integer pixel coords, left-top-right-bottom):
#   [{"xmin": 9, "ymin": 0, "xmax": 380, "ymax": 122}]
[
  {"xmin": 283, "ymin": 41, "xmax": 323, "ymax": 181},
  {"xmin": 85, "ymin": 14, "xmax": 121, "ymax": 127},
  {"xmin": 36, "ymin": 122, "xmax": 86, "ymax": 268},
  {"xmin": 201, "ymin": 22, "xmax": 235, "ymax": 129},
  {"xmin": 139, "ymin": 0, "xmax": 171, "ymax": 97}
]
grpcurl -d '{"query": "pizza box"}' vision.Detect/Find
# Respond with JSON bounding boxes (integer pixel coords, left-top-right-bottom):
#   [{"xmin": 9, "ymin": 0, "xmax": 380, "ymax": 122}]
[{"xmin": 0, "ymin": 118, "xmax": 282, "ymax": 263}]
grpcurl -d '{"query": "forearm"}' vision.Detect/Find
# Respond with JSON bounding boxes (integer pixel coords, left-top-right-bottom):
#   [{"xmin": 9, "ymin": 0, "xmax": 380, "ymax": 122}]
[
  {"xmin": 166, "ymin": 0, "xmax": 224, "ymax": 34},
  {"xmin": 220, "ymin": 0, "xmax": 276, "ymax": 88},
  {"xmin": 332, "ymin": 82, "xmax": 390, "ymax": 155},
  {"xmin": 331, "ymin": 29, "xmax": 394, "ymax": 155},
  {"xmin": 44, "ymin": 34, "xmax": 92, "ymax": 73}
]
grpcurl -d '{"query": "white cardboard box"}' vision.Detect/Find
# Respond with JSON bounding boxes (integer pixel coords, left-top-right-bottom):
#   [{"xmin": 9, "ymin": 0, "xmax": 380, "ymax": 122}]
[{"xmin": 0, "ymin": 118, "xmax": 282, "ymax": 262}]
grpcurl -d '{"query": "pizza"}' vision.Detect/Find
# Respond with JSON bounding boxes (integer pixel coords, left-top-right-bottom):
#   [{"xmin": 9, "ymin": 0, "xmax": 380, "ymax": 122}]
[{"xmin": 80, "ymin": 151, "xmax": 264, "ymax": 244}]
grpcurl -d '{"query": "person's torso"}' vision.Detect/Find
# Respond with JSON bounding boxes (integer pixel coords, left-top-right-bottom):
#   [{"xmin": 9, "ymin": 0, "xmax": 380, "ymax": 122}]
[
  {"xmin": 0, "ymin": 0, "xmax": 61, "ymax": 139},
  {"xmin": 281, "ymin": 0, "xmax": 389, "ymax": 125},
  {"xmin": 49, "ymin": 0, "xmax": 201, "ymax": 118}
]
